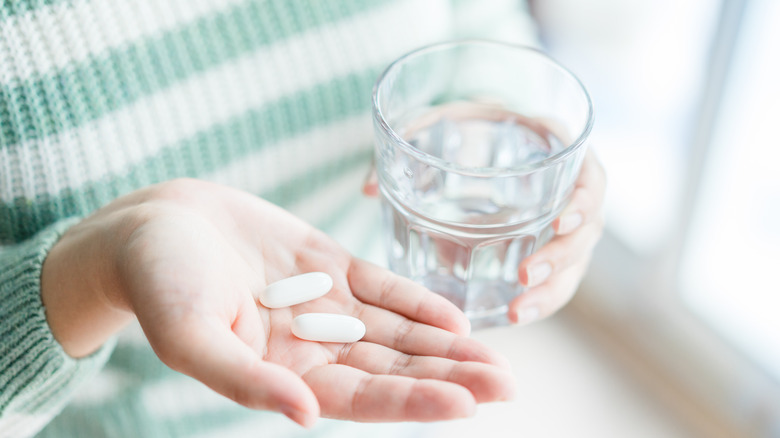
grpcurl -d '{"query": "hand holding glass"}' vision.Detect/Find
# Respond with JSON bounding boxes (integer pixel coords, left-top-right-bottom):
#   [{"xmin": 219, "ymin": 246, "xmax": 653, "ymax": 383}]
[{"xmin": 372, "ymin": 41, "xmax": 594, "ymax": 329}]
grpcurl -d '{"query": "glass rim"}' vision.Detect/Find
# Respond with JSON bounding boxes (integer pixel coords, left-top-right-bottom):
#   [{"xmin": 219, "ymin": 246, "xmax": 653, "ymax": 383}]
[{"xmin": 371, "ymin": 39, "xmax": 594, "ymax": 177}]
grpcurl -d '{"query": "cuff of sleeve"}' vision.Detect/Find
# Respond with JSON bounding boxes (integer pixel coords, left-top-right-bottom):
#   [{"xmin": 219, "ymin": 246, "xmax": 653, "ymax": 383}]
[{"xmin": 0, "ymin": 218, "xmax": 116, "ymax": 436}]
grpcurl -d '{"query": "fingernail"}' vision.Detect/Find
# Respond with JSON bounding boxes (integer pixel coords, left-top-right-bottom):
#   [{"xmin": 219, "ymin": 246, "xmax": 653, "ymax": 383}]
[
  {"xmin": 281, "ymin": 405, "xmax": 316, "ymax": 428},
  {"xmin": 524, "ymin": 262, "xmax": 551, "ymax": 288},
  {"xmin": 556, "ymin": 212, "xmax": 583, "ymax": 235},
  {"xmin": 513, "ymin": 306, "xmax": 539, "ymax": 326}
]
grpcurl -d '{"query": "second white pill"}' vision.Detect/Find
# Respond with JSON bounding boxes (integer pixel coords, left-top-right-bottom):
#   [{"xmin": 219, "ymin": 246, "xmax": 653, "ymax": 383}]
[
  {"xmin": 291, "ymin": 313, "xmax": 366, "ymax": 343},
  {"xmin": 259, "ymin": 272, "xmax": 333, "ymax": 308}
]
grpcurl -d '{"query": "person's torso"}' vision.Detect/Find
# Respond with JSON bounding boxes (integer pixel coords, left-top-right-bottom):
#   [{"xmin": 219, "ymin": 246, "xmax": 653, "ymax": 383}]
[
  {"xmin": 0, "ymin": 0, "xmax": 454, "ymax": 245},
  {"xmin": 4, "ymin": 1, "xmax": 454, "ymax": 436}
]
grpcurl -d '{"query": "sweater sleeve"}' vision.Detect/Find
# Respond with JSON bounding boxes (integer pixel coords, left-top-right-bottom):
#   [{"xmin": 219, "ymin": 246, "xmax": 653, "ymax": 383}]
[
  {"xmin": 451, "ymin": 0, "xmax": 540, "ymax": 45},
  {"xmin": 0, "ymin": 218, "xmax": 116, "ymax": 438}
]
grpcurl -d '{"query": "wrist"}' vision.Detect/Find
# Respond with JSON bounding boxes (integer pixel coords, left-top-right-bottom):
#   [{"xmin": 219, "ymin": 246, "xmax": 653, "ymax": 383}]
[{"xmin": 41, "ymin": 220, "xmax": 134, "ymax": 358}]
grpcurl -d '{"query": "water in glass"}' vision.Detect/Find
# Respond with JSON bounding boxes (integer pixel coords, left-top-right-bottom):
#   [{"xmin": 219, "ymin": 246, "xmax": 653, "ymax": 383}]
[{"xmin": 380, "ymin": 102, "xmax": 567, "ymax": 328}]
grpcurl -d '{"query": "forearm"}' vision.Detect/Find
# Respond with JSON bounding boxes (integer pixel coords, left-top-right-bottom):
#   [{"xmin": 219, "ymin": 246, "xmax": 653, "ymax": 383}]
[{"xmin": 0, "ymin": 219, "xmax": 117, "ymax": 435}]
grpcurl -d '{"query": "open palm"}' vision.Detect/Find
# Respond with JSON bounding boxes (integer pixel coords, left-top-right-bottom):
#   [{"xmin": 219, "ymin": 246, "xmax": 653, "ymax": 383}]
[{"xmin": 106, "ymin": 179, "xmax": 514, "ymax": 427}]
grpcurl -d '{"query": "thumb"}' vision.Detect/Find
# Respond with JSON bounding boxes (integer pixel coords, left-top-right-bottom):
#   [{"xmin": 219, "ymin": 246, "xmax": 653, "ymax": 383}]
[{"xmin": 147, "ymin": 316, "xmax": 320, "ymax": 427}]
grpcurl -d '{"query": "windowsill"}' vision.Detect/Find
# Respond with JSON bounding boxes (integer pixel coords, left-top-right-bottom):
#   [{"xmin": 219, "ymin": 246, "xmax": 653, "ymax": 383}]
[
  {"xmin": 415, "ymin": 303, "xmax": 713, "ymax": 438},
  {"xmin": 567, "ymin": 230, "xmax": 778, "ymax": 438},
  {"xmin": 562, "ymin": 291, "xmax": 748, "ymax": 438}
]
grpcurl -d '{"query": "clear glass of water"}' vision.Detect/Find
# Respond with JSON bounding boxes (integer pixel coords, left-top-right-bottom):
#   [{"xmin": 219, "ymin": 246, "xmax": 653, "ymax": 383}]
[{"xmin": 372, "ymin": 40, "xmax": 594, "ymax": 329}]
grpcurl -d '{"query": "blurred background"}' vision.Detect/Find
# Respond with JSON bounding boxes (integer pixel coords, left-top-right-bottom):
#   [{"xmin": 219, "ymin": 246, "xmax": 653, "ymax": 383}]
[{"xmin": 417, "ymin": 0, "xmax": 780, "ymax": 436}]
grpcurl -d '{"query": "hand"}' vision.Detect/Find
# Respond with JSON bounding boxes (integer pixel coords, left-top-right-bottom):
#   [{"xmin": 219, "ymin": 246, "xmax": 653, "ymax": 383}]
[
  {"xmin": 362, "ymin": 149, "xmax": 606, "ymax": 325},
  {"xmin": 41, "ymin": 179, "xmax": 515, "ymax": 428},
  {"xmin": 510, "ymin": 150, "xmax": 606, "ymax": 324}
]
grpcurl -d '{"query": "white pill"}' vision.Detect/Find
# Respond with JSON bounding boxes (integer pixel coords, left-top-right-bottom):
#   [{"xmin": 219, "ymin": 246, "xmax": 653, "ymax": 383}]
[
  {"xmin": 259, "ymin": 272, "xmax": 333, "ymax": 308},
  {"xmin": 291, "ymin": 313, "xmax": 366, "ymax": 343}
]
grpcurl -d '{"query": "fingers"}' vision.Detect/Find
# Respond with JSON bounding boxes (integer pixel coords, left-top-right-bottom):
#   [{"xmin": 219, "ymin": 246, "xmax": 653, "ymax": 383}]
[
  {"xmin": 509, "ymin": 260, "xmax": 589, "ymax": 325},
  {"xmin": 519, "ymin": 220, "xmax": 603, "ymax": 288},
  {"xmin": 335, "ymin": 341, "xmax": 516, "ymax": 403},
  {"xmin": 146, "ymin": 316, "xmax": 319, "ymax": 427},
  {"xmin": 303, "ymin": 364, "xmax": 476, "ymax": 422},
  {"xmin": 348, "ymin": 258, "xmax": 471, "ymax": 336},
  {"xmin": 552, "ymin": 150, "xmax": 606, "ymax": 235},
  {"xmin": 510, "ymin": 150, "xmax": 605, "ymax": 324},
  {"xmin": 355, "ymin": 304, "xmax": 511, "ymax": 369},
  {"xmin": 513, "ymin": 221, "xmax": 600, "ymax": 325},
  {"xmin": 362, "ymin": 167, "xmax": 379, "ymax": 197}
]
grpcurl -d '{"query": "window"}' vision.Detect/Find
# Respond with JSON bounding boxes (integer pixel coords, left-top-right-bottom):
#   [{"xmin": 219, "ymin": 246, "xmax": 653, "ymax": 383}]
[
  {"xmin": 678, "ymin": 0, "xmax": 780, "ymax": 385},
  {"xmin": 534, "ymin": 0, "xmax": 780, "ymax": 435}
]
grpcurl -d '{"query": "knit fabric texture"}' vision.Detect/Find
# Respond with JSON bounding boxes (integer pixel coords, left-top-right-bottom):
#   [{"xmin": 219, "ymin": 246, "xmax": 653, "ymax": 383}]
[{"xmin": 0, "ymin": 0, "xmax": 536, "ymax": 436}]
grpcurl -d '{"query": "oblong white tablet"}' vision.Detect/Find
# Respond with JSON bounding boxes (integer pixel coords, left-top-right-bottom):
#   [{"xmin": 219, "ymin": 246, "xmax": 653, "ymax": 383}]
[
  {"xmin": 259, "ymin": 272, "xmax": 333, "ymax": 309},
  {"xmin": 291, "ymin": 313, "xmax": 366, "ymax": 343}
]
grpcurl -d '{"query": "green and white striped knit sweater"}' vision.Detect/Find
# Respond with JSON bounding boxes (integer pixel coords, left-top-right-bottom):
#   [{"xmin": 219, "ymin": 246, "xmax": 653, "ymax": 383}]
[{"xmin": 0, "ymin": 1, "xmax": 535, "ymax": 436}]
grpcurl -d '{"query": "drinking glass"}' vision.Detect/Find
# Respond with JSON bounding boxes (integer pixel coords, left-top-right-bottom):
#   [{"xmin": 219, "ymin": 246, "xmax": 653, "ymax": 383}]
[{"xmin": 372, "ymin": 40, "xmax": 593, "ymax": 329}]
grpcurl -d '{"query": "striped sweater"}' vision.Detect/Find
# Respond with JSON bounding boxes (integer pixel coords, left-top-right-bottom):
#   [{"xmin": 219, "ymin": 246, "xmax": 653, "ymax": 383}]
[{"xmin": 0, "ymin": 1, "xmax": 536, "ymax": 436}]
